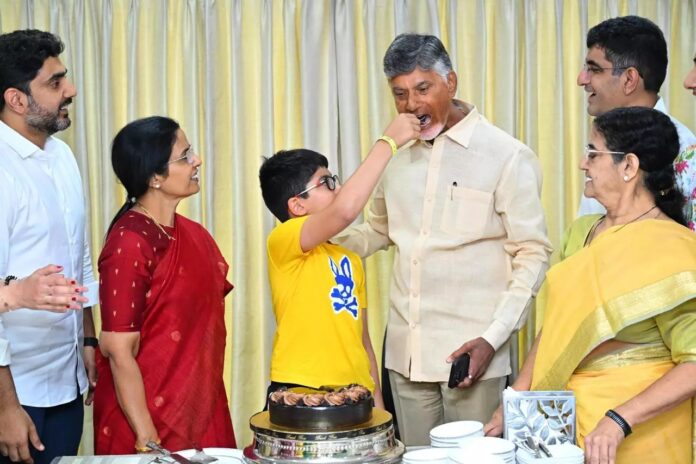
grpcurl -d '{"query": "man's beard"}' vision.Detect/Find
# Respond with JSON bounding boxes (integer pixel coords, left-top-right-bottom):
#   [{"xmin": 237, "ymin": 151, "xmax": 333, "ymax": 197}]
[{"xmin": 25, "ymin": 96, "xmax": 72, "ymax": 135}]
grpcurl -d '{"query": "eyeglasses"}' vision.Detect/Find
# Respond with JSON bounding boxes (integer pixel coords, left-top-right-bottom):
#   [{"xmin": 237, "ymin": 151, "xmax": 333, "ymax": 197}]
[
  {"xmin": 168, "ymin": 147, "xmax": 197, "ymax": 165},
  {"xmin": 582, "ymin": 64, "xmax": 631, "ymax": 75},
  {"xmin": 296, "ymin": 174, "xmax": 339, "ymax": 197},
  {"xmin": 584, "ymin": 145, "xmax": 625, "ymax": 161}
]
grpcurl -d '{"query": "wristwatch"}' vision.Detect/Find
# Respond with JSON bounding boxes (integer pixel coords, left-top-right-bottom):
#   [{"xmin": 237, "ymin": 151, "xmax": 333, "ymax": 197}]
[{"xmin": 83, "ymin": 337, "xmax": 99, "ymax": 348}]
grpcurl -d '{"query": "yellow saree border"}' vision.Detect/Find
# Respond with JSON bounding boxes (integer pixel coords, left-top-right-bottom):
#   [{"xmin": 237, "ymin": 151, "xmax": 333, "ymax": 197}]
[
  {"xmin": 576, "ymin": 342, "xmax": 671, "ymax": 372},
  {"xmin": 532, "ymin": 220, "xmax": 696, "ymax": 390}
]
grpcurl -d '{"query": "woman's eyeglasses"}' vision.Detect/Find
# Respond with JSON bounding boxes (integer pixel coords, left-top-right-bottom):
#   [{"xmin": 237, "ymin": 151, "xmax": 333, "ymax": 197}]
[
  {"xmin": 584, "ymin": 145, "xmax": 625, "ymax": 161},
  {"xmin": 168, "ymin": 147, "xmax": 197, "ymax": 165},
  {"xmin": 296, "ymin": 174, "xmax": 340, "ymax": 197}
]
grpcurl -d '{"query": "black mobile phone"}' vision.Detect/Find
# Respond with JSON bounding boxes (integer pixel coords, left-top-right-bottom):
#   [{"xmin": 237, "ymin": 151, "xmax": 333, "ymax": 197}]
[{"xmin": 447, "ymin": 353, "xmax": 471, "ymax": 388}]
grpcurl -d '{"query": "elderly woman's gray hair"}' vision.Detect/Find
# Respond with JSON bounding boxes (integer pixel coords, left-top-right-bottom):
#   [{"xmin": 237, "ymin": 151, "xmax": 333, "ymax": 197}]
[{"xmin": 383, "ymin": 33, "xmax": 453, "ymax": 80}]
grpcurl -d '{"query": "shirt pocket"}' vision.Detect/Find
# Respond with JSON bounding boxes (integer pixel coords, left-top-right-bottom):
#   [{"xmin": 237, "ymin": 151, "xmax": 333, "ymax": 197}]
[{"xmin": 440, "ymin": 185, "xmax": 494, "ymax": 239}]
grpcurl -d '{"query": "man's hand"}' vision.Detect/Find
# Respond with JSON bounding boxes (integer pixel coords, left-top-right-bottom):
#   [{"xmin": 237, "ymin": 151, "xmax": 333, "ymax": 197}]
[
  {"xmin": 446, "ymin": 337, "xmax": 495, "ymax": 388},
  {"xmin": 584, "ymin": 416, "xmax": 625, "ymax": 464},
  {"xmin": 83, "ymin": 347, "xmax": 98, "ymax": 406},
  {"xmin": 0, "ymin": 404, "xmax": 43, "ymax": 463}
]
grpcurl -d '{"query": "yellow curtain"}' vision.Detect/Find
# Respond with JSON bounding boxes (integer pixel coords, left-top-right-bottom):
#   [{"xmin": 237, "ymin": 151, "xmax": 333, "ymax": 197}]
[{"xmin": 0, "ymin": 0, "xmax": 694, "ymax": 451}]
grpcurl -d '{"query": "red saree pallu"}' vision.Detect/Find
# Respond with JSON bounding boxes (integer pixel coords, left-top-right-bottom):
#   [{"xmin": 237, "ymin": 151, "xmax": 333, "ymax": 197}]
[{"xmin": 94, "ymin": 213, "xmax": 235, "ymax": 453}]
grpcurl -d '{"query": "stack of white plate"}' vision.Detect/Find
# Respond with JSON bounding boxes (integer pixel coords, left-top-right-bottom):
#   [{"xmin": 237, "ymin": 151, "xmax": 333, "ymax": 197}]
[
  {"xmin": 402, "ymin": 447, "xmax": 450, "ymax": 463},
  {"xmin": 447, "ymin": 448, "xmax": 507, "ymax": 464},
  {"xmin": 515, "ymin": 443, "xmax": 584, "ymax": 463},
  {"xmin": 429, "ymin": 421, "xmax": 484, "ymax": 447},
  {"xmin": 453, "ymin": 437, "xmax": 516, "ymax": 464}
]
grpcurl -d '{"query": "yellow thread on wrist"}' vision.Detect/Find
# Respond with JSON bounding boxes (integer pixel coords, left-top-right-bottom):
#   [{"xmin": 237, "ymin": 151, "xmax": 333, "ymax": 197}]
[{"xmin": 377, "ymin": 135, "xmax": 398, "ymax": 155}]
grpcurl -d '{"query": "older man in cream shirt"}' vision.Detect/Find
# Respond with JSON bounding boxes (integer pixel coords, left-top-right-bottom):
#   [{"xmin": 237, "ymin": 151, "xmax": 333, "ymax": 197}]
[{"xmin": 334, "ymin": 33, "xmax": 551, "ymax": 446}]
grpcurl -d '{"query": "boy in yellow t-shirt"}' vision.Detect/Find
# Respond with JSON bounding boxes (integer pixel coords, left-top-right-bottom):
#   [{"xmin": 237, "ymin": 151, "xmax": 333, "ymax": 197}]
[{"xmin": 259, "ymin": 114, "xmax": 420, "ymax": 409}]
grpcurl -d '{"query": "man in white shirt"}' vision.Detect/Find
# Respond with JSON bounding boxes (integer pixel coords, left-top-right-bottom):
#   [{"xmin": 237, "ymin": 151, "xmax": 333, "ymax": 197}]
[
  {"xmin": 334, "ymin": 34, "xmax": 551, "ymax": 446},
  {"xmin": 0, "ymin": 30, "xmax": 98, "ymax": 464},
  {"xmin": 576, "ymin": 16, "xmax": 696, "ymax": 218}
]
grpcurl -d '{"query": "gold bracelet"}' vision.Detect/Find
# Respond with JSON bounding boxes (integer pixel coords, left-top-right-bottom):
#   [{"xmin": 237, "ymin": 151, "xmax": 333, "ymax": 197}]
[
  {"xmin": 377, "ymin": 135, "xmax": 398, "ymax": 155},
  {"xmin": 135, "ymin": 438, "xmax": 160, "ymax": 453}
]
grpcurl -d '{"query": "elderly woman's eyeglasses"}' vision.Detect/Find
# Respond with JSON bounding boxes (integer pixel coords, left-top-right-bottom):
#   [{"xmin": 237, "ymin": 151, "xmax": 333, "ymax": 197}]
[
  {"xmin": 296, "ymin": 174, "xmax": 340, "ymax": 197},
  {"xmin": 168, "ymin": 147, "xmax": 197, "ymax": 165},
  {"xmin": 584, "ymin": 145, "xmax": 625, "ymax": 161}
]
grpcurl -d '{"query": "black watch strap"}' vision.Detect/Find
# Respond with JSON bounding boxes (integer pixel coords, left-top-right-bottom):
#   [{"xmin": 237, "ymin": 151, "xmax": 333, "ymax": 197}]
[{"xmin": 83, "ymin": 337, "xmax": 99, "ymax": 348}]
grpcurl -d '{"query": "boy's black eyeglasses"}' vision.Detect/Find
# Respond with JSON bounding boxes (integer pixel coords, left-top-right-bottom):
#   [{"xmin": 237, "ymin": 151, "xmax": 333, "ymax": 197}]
[{"xmin": 295, "ymin": 174, "xmax": 339, "ymax": 197}]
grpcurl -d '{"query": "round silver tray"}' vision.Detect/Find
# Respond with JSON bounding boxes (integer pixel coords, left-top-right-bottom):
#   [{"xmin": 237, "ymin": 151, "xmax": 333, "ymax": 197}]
[
  {"xmin": 242, "ymin": 440, "xmax": 405, "ymax": 463},
  {"xmin": 246, "ymin": 410, "xmax": 404, "ymax": 463}
]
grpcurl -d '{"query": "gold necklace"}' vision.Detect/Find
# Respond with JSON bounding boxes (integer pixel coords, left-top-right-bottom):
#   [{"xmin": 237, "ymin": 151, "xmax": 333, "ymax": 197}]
[{"xmin": 136, "ymin": 202, "xmax": 175, "ymax": 241}]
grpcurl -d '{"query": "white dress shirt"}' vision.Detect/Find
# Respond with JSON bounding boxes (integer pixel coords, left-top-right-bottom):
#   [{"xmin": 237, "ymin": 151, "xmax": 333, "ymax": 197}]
[
  {"xmin": 0, "ymin": 121, "xmax": 98, "ymax": 407},
  {"xmin": 334, "ymin": 102, "xmax": 551, "ymax": 381},
  {"xmin": 577, "ymin": 97, "xmax": 696, "ymax": 216}
]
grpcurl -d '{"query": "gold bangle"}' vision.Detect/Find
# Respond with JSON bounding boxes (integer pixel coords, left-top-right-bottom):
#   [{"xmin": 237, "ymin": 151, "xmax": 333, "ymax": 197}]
[
  {"xmin": 377, "ymin": 135, "xmax": 398, "ymax": 155},
  {"xmin": 135, "ymin": 438, "xmax": 160, "ymax": 453}
]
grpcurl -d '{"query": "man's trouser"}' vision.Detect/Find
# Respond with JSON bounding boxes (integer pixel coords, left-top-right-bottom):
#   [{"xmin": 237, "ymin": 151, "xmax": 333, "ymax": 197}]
[
  {"xmin": 0, "ymin": 395, "xmax": 83, "ymax": 464},
  {"xmin": 389, "ymin": 369, "xmax": 505, "ymax": 446}
]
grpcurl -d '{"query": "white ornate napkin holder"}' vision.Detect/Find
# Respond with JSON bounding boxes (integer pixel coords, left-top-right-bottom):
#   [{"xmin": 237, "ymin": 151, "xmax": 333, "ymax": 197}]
[{"xmin": 502, "ymin": 387, "xmax": 576, "ymax": 446}]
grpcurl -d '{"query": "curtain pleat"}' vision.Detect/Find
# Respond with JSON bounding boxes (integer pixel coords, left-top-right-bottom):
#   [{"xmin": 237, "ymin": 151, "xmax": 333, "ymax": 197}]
[{"xmin": 0, "ymin": 0, "xmax": 694, "ymax": 451}]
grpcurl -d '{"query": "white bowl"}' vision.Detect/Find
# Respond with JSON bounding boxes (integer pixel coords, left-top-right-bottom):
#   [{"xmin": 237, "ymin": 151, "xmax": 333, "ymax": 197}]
[
  {"xmin": 458, "ymin": 437, "xmax": 515, "ymax": 455},
  {"xmin": 447, "ymin": 448, "xmax": 507, "ymax": 464},
  {"xmin": 430, "ymin": 421, "xmax": 484, "ymax": 439},
  {"xmin": 547, "ymin": 444, "xmax": 584, "ymax": 457},
  {"xmin": 402, "ymin": 447, "xmax": 450, "ymax": 462},
  {"xmin": 431, "ymin": 432, "xmax": 485, "ymax": 448},
  {"xmin": 431, "ymin": 441, "xmax": 459, "ymax": 448}
]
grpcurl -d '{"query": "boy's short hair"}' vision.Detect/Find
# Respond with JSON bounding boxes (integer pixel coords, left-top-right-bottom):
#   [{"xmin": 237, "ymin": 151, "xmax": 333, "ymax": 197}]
[{"xmin": 259, "ymin": 148, "xmax": 329, "ymax": 222}]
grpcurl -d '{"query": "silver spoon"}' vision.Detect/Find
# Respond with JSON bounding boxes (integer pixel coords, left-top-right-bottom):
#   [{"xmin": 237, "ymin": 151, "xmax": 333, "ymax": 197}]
[{"xmin": 524, "ymin": 434, "xmax": 541, "ymax": 459}]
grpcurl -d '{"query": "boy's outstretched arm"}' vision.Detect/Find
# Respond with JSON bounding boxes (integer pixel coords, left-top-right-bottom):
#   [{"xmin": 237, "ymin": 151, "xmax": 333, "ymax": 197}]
[
  {"xmin": 361, "ymin": 308, "xmax": 385, "ymax": 409},
  {"xmin": 298, "ymin": 114, "xmax": 420, "ymax": 252}
]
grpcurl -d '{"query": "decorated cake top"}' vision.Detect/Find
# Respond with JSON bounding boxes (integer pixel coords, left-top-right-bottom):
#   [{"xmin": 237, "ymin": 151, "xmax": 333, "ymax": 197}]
[{"xmin": 269, "ymin": 384, "xmax": 371, "ymax": 407}]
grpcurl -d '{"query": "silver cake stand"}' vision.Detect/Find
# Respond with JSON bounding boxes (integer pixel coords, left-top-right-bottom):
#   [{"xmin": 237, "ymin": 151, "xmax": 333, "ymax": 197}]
[{"xmin": 244, "ymin": 409, "xmax": 405, "ymax": 463}]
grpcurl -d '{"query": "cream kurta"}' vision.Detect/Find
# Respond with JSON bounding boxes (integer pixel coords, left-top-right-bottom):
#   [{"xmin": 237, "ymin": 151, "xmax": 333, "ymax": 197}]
[{"xmin": 334, "ymin": 102, "xmax": 551, "ymax": 382}]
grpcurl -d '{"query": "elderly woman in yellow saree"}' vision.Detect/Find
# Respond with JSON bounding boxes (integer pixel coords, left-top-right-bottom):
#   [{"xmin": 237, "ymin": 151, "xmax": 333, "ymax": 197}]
[{"xmin": 484, "ymin": 106, "xmax": 696, "ymax": 464}]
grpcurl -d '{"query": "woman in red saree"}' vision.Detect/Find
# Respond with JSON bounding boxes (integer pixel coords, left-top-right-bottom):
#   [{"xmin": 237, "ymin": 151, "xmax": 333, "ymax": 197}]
[{"xmin": 93, "ymin": 116, "xmax": 235, "ymax": 453}]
